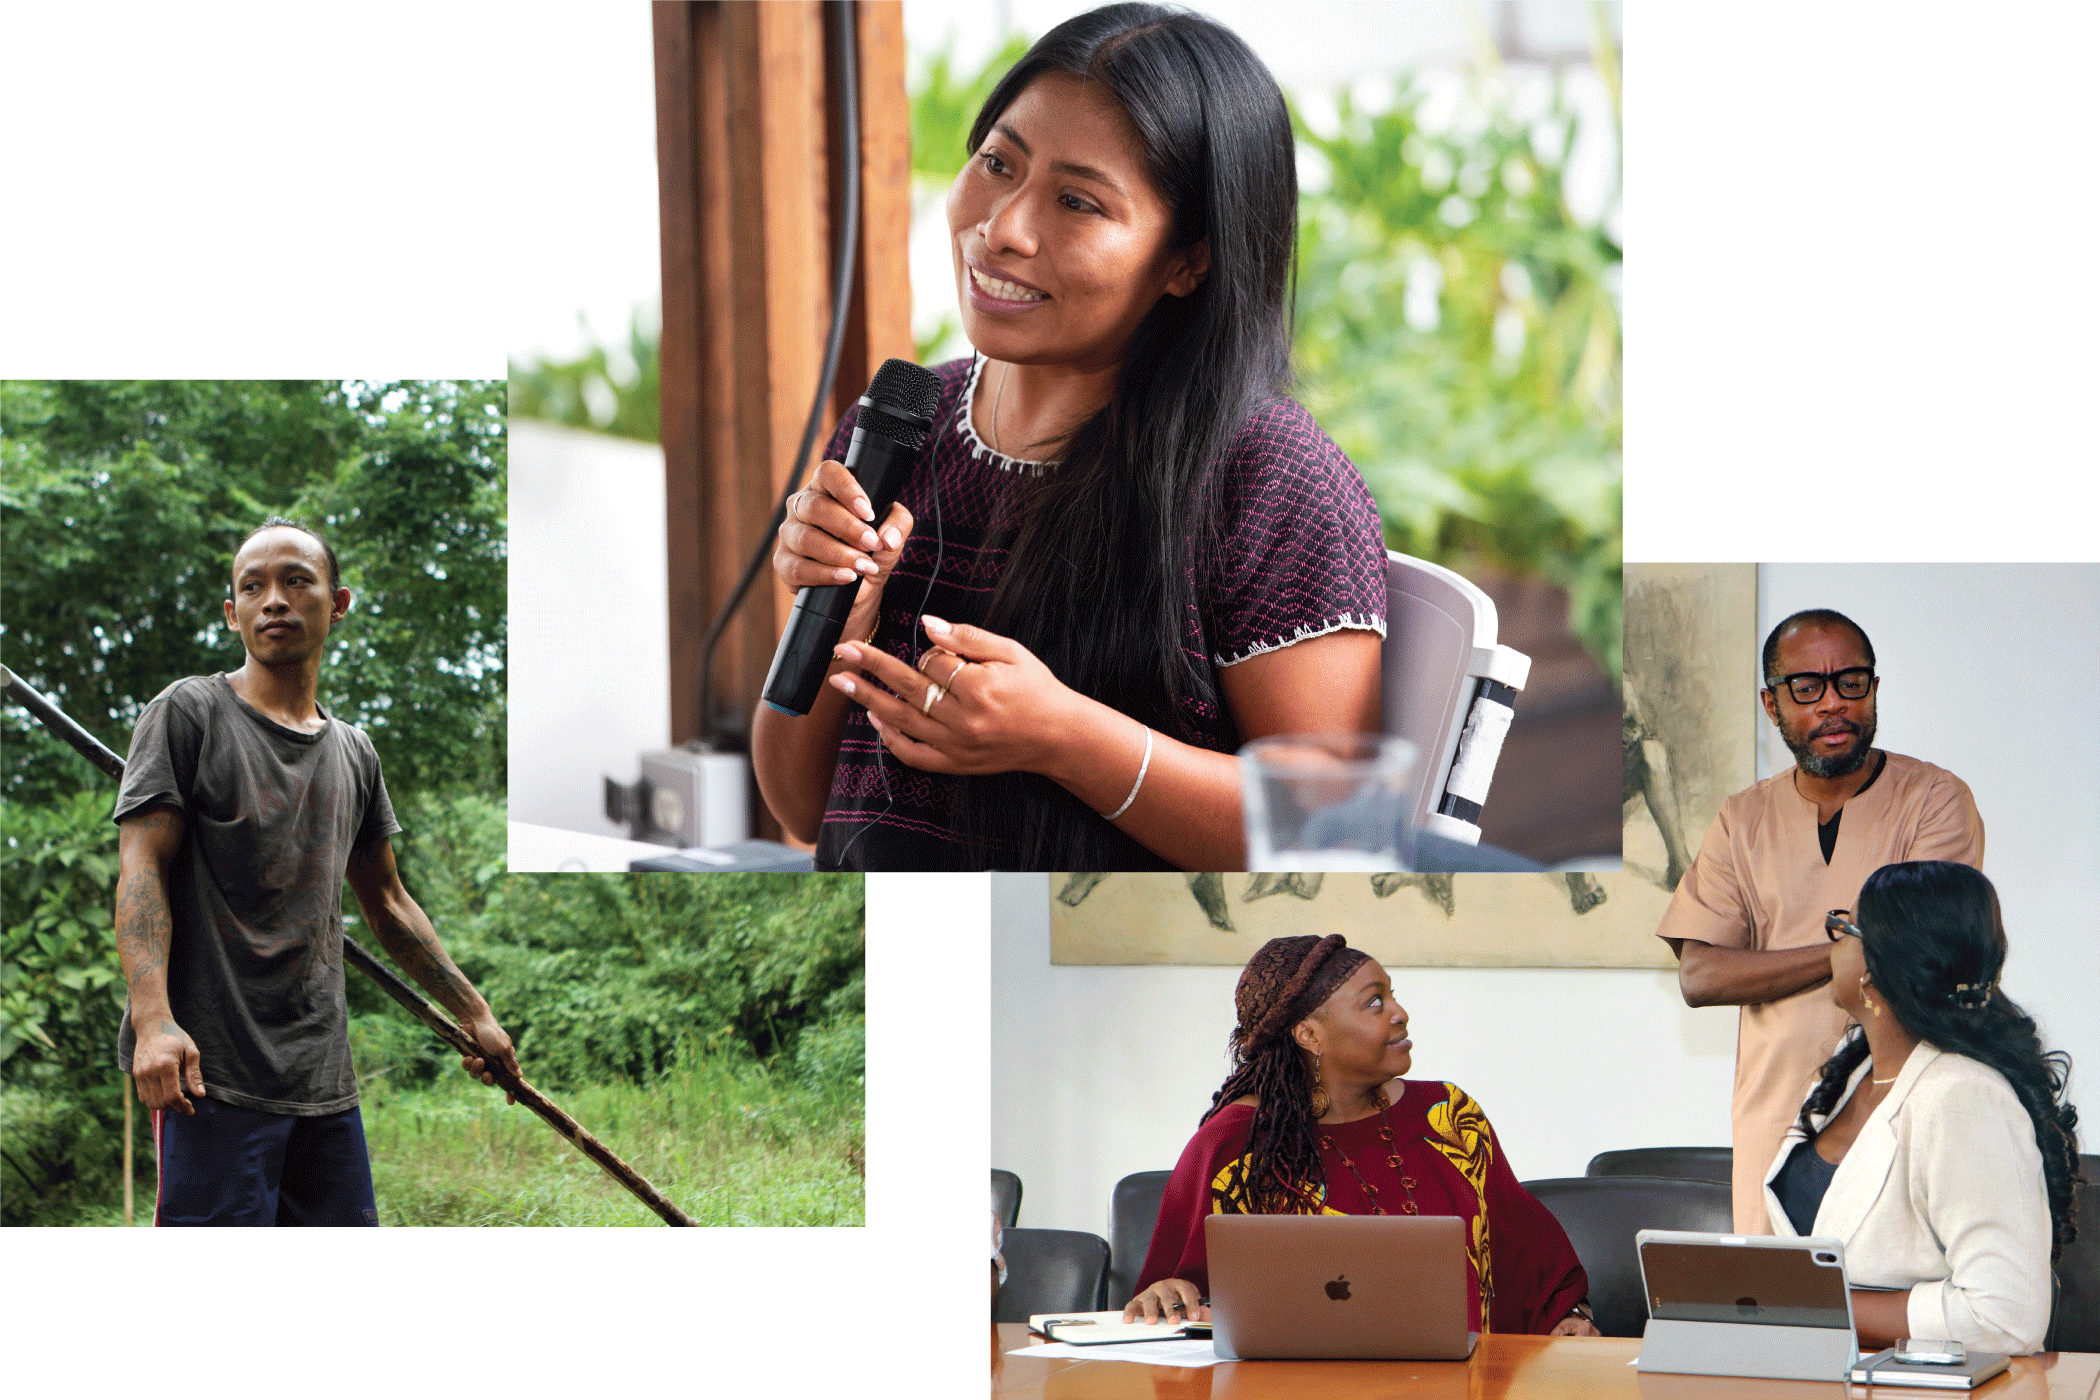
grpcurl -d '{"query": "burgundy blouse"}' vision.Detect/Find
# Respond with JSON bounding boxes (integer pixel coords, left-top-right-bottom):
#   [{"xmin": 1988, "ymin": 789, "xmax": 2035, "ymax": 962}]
[
  {"xmin": 1135, "ymin": 1080, "xmax": 1588, "ymax": 1335},
  {"xmin": 813, "ymin": 355, "xmax": 1388, "ymax": 871}
]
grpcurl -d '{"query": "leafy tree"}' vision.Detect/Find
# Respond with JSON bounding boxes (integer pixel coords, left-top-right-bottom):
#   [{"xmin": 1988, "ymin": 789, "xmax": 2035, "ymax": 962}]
[{"xmin": 0, "ymin": 379, "xmax": 507, "ymax": 805}]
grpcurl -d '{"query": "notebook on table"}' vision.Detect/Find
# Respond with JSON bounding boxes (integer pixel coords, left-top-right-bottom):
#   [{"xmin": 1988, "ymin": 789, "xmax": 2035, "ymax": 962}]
[
  {"xmin": 1849, "ymin": 1347, "xmax": 2012, "ymax": 1390},
  {"xmin": 1204, "ymin": 1213, "xmax": 1475, "ymax": 1361}
]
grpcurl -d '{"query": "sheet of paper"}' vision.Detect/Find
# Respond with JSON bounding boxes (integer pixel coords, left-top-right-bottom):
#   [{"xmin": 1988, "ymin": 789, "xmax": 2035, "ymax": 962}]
[{"xmin": 1009, "ymin": 1338, "xmax": 1229, "ymax": 1368}]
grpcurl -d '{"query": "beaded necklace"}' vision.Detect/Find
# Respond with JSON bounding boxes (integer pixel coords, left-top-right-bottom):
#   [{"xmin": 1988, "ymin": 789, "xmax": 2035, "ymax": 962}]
[{"xmin": 1317, "ymin": 1087, "xmax": 1421, "ymax": 1215}]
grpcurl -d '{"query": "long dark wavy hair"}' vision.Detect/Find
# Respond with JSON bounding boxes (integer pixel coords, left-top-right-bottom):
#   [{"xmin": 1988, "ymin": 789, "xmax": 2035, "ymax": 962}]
[
  {"xmin": 1201, "ymin": 935, "xmax": 1367, "ymax": 1213},
  {"xmin": 952, "ymin": 3, "xmax": 1299, "ymax": 869},
  {"xmin": 1799, "ymin": 861, "xmax": 2082, "ymax": 1259}
]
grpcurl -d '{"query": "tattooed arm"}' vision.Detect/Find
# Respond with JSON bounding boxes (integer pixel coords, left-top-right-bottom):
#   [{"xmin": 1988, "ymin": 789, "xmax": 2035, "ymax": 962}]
[
  {"xmin": 115, "ymin": 807, "xmax": 205, "ymax": 1114},
  {"xmin": 344, "ymin": 835, "xmax": 522, "ymax": 1101}
]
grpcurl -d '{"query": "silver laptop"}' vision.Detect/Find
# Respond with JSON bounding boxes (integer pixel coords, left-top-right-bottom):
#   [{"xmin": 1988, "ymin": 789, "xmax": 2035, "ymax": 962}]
[{"xmin": 1204, "ymin": 1214, "xmax": 1476, "ymax": 1360}]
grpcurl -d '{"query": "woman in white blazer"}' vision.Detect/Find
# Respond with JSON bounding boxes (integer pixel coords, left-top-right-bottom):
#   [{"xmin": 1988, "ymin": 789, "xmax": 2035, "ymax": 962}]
[{"xmin": 1763, "ymin": 861, "xmax": 2080, "ymax": 1355}]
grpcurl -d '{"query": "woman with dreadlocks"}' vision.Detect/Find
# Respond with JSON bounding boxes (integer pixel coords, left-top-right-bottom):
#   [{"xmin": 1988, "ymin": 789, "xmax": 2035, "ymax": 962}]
[
  {"xmin": 1124, "ymin": 934, "xmax": 1594, "ymax": 1336},
  {"xmin": 1765, "ymin": 862, "xmax": 2079, "ymax": 1354}
]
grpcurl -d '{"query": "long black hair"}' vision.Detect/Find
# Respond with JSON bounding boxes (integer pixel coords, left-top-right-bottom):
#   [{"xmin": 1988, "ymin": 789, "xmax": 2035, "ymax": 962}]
[
  {"xmin": 953, "ymin": 3, "xmax": 1300, "ymax": 869},
  {"xmin": 1799, "ymin": 861, "xmax": 2082, "ymax": 1259},
  {"xmin": 1202, "ymin": 935, "xmax": 1367, "ymax": 1213}
]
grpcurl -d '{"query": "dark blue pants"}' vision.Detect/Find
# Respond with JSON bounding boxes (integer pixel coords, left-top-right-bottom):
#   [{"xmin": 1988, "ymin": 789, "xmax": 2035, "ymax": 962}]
[{"xmin": 153, "ymin": 1097, "xmax": 378, "ymax": 1226}]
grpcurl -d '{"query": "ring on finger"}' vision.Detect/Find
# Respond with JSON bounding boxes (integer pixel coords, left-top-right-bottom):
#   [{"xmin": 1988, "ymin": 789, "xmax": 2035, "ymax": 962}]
[
  {"xmin": 915, "ymin": 652, "xmax": 969, "ymax": 689},
  {"xmin": 921, "ymin": 682, "xmax": 946, "ymax": 714}
]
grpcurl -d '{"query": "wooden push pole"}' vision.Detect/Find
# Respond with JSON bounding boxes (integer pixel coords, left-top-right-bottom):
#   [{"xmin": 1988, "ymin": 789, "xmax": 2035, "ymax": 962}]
[
  {"xmin": 1, "ymin": 664, "xmax": 695, "ymax": 1227},
  {"xmin": 124, "ymin": 1078, "xmax": 134, "ymax": 1226}
]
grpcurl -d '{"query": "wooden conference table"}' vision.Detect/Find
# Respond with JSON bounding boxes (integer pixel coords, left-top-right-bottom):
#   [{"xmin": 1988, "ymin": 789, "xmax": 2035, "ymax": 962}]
[{"xmin": 993, "ymin": 1326, "xmax": 2100, "ymax": 1400}]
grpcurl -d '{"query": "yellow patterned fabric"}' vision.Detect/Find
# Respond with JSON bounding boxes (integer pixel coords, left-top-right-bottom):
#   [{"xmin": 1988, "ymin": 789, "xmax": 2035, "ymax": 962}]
[
  {"xmin": 1425, "ymin": 1083, "xmax": 1496, "ymax": 1333},
  {"xmin": 1208, "ymin": 1155, "xmax": 1343, "ymax": 1216}
]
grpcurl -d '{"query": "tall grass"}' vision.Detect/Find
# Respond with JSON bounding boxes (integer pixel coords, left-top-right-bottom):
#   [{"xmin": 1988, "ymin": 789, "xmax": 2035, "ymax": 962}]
[
  {"xmin": 76, "ymin": 1052, "xmax": 863, "ymax": 1227},
  {"xmin": 360, "ymin": 1052, "xmax": 864, "ymax": 1227}
]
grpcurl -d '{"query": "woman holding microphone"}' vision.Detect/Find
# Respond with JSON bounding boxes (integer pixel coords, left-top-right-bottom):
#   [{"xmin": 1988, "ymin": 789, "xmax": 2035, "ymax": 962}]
[{"xmin": 753, "ymin": 4, "xmax": 1389, "ymax": 871}]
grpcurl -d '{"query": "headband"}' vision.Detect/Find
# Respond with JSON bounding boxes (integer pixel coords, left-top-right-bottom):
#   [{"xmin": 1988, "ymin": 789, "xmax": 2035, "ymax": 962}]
[{"xmin": 1234, "ymin": 934, "xmax": 1369, "ymax": 1050}]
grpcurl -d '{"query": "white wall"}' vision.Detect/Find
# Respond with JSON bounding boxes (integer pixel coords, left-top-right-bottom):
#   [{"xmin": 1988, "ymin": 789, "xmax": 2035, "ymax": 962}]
[
  {"xmin": 991, "ymin": 871, "xmax": 1740, "ymax": 1238},
  {"xmin": 507, "ymin": 420, "xmax": 672, "ymax": 836},
  {"xmin": 1757, "ymin": 564, "xmax": 2100, "ymax": 1113},
  {"xmin": 993, "ymin": 568, "xmax": 2100, "ymax": 1240}
]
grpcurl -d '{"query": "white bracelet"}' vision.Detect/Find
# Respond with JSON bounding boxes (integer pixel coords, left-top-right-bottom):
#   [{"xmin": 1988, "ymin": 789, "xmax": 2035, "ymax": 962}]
[{"xmin": 1102, "ymin": 724, "xmax": 1153, "ymax": 821}]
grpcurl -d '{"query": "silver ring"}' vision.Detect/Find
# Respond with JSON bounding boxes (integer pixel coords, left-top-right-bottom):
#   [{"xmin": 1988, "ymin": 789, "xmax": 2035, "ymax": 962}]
[{"xmin": 921, "ymin": 683, "xmax": 945, "ymax": 714}]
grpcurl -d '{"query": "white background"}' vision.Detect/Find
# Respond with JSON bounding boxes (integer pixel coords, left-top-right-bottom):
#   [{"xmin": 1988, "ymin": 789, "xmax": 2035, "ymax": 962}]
[{"xmin": 3, "ymin": 2, "xmax": 2097, "ymax": 1394}]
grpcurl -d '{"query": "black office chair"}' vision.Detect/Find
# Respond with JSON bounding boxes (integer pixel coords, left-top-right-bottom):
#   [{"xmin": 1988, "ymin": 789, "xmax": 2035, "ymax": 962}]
[
  {"xmin": 1522, "ymin": 1175, "xmax": 1734, "ymax": 1337},
  {"xmin": 1585, "ymin": 1146, "xmax": 1733, "ymax": 1187},
  {"xmin": 991, "ymin": 1168, "xmax": 1023, "ymax": 1231},
  {"xmin": 994, "ymin": 1228, "xmax": 1111, "ymax": 1323},
  {"xmin": 2044, "ymin": 1154, "xmax": 2100, "ymax": 1352},
  {"xmin": 1106, "ymin": 1169, "xmax": 1172, "ymax": 1309}
]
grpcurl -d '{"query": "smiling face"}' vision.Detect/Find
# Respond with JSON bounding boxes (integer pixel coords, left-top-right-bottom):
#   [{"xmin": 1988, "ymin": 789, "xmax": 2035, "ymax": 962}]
[
  {"xmin": 1295, "ymin": 958, "xmax": 1412, "ymax": 1088},
  {"xmin": 946, "ymin": 70, "xmax": 1208, "ymax": 375},
  {"xmin": 223, "ymin": 526, "xmax": 349, "ymax": 666},
  {"xmin": 1762, "ymin": 620, "xmax": 1880, "ymax": 779}
]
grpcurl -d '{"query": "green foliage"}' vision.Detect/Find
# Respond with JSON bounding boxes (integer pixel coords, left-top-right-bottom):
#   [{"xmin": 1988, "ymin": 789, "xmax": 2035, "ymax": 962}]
[
  {"xmin": 506, "ymin": 311, "xmax": 661, "ymax": 443},
  {"xmin": 0, "ymin": 790, "xmax": 133, "ymax": 1223},
  {"xmin": 454, "ymin": 871, "xmax": 866, "ymax": 1088},
  {"xmin": 0, "ymin": 379, "xmax": 509, "ymax": 805},
  {"xmin": 342, "ymin": 802, "xmax": 864, "ymax": 1095},
  {"xmin": 1291, "ymin": 72, "xmax": 1622, "ymax": 678}
]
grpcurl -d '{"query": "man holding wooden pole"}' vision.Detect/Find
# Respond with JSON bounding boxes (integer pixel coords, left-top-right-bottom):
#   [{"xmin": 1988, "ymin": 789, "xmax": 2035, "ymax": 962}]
[{"xmin": 113, "ymin": 518, "xmax": 520, "ymax": 1226}]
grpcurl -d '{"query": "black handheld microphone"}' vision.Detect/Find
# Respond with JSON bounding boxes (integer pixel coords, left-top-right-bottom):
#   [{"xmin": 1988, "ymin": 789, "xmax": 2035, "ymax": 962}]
[{"xmin": 761, "ymin": 358, "xmax": 945, "ymax": 717}]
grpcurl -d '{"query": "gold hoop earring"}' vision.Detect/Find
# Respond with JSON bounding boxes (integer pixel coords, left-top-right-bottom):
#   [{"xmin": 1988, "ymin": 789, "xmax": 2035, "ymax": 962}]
[
  {"xmin": 1859, "ymin": 975, "xmax": 1879, "ymax": 1016},
  {"xmin": 1308, "ymin": 1051, "xmax": 1329, "ymax": 1118}
]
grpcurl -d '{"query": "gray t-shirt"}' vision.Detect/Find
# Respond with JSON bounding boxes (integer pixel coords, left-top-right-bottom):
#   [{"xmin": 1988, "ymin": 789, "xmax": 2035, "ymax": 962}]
[{"xmin": 113, "ymin": 674, "xmax": 400, "ymax": 1115}]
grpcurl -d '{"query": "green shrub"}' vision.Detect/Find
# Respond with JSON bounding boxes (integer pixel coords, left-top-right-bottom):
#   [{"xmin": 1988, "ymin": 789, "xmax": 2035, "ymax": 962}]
[{"xmin": 0, "ymin": 789, "xmax": 136, "ymax": 1223}]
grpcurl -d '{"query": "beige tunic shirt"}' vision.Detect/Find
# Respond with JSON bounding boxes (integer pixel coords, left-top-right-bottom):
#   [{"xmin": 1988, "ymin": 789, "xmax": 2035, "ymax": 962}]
[{"xmin": 1654, "ymin": 751, "xmax": 1984, "ymax": 1232}]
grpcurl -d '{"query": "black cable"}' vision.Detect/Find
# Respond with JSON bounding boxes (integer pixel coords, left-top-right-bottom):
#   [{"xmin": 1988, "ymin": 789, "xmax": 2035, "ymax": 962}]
[{"xmin": 695, "ymin": 0, "xmax": 861, "ymax": 750}]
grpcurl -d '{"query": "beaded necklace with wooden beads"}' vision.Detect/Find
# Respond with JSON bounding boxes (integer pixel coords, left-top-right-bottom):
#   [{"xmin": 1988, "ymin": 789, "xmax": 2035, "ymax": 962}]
[{"xmin": 1317, "ymin": 1087, "xmax": 1420, "ymax": 1215}]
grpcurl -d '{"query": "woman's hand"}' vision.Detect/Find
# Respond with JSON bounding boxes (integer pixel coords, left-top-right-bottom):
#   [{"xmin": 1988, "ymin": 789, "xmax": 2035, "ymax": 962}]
[
  {"xmin": 827, "ymin": 616, "xmax": 1082, "ymax": 778},
  {"xmin": 1122, "ymin": 1279, "xmax": 1209, "ymax": 1325},
  {"xmin": 771, "ymin": 457, "xmax": 912, "ymax": 608},
  {"xmin": 1548, "ymin": 1312, "xmax": 1601, "ymax": 1337}
]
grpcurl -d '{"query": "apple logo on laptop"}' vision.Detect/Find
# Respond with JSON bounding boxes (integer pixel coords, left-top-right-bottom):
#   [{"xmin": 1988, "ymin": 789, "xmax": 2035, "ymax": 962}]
[{"xmin": 1326, "ymin": 1275, "xmax": 1352, "ymax": 1302}]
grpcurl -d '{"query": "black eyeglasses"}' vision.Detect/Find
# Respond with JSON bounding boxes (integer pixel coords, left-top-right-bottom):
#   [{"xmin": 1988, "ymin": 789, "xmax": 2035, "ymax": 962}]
[
  {"xmin": 1824, "ymin": 910, "xmax": 1863, "ymax": 942},
  {"xmin": 1767, "ymin": 668, "xmax": 1875, "ymax": 704}
]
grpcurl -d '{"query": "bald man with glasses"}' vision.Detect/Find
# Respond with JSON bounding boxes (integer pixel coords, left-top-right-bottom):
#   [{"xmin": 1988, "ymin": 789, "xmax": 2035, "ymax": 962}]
[{"xmin": 1655, "ymin": 609, "xmax": 1984, "ymax": 1233}]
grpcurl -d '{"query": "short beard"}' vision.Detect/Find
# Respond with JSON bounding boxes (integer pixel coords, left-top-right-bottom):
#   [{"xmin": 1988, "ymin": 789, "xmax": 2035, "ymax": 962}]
[{"xmin": 1784, "ymin": 715, "xmax": 1877, "ymax": 779}]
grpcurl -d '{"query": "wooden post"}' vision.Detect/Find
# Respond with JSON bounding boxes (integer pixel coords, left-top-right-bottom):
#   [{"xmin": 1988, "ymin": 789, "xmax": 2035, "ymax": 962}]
[{"xmin": 654, "ymin": 1, "xmax": 913, "ymax": 836}]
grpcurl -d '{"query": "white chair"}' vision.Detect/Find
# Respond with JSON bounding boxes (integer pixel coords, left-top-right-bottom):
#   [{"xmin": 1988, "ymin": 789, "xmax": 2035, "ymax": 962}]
[{"xmin": 1384, "ymin": 551, "xmax": 1531, "ymax": 845}]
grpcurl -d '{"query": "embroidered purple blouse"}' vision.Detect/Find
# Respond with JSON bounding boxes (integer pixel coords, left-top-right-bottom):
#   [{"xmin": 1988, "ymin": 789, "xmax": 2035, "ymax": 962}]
[{"xmin": 813, "ymin": 355, "xmax": 1387, "ymax": 870}]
